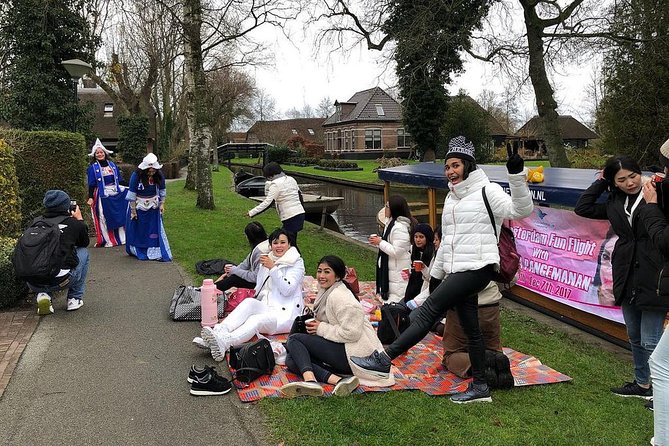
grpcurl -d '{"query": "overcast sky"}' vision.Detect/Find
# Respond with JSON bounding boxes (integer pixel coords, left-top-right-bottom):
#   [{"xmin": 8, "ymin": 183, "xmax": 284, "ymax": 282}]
[{"xmin": 252, "ymin": 19, "xmax": 599, "ymax": 129}]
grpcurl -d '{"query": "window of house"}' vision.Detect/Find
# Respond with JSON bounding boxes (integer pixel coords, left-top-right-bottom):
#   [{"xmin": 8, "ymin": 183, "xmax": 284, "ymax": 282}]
[
  {"xmin": 344, "ymin": 130, "xmax": 349, "ymax": 150},
  {"xmin": 375, "ymin": 104, "xmax": 385, "ymax": 116},
  {"xmin": 308, "ymin": 128, "xmax": 315, "ymax": 135},
  {"xmin": 104, "ymin": 103, "xmax": 114, "ymax": 117},
  {"xmin": 291, "ymin": 129, "xmax": 298, "ymax": 135},
  {"xmin": 337, "ymin": 129, "xmax": 342, "ymax": 151},
  {"xmin": 397, "ymin": 128, "xmax": 412, "ymax": 148},
  {"xmin": 365, "ymin": 128, "xmax": 382, "ymax": 150},
  {"xmin": 351, "ymin": 129, "xmax": 356, "ymax": 149}
]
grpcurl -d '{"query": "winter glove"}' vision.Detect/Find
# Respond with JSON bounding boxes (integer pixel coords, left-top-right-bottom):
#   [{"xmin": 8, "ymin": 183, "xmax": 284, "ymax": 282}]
[{"xmin": 506, "ymin": 144, "xmax": 524, "ymax": 174}]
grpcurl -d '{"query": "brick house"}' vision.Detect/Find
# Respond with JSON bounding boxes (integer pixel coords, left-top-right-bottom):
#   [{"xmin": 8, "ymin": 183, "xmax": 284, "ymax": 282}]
[{"xmin": 322, "ymin": 87, "xmax": 411, "ymax": 158}]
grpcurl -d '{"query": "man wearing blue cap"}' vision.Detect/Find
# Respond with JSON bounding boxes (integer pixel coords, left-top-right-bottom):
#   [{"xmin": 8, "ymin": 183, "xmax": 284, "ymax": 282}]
[{"xmin": 27, "ymin": 190, "xmax": 90, "ymax": 314}]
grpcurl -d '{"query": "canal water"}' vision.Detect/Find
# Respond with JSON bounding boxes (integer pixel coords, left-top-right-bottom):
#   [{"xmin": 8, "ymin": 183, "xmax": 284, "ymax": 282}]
[{"xmin": 229, "ymin": 166, "xmax": 447, "ymax": 243}]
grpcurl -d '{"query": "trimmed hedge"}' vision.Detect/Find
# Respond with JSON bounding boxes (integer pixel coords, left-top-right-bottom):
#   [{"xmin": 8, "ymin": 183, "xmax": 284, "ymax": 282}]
[
  {"xmin": 0, "ymin": 129, "xmax": 87, "ymax": 226},
  {"xmin": 0, "ymin": 237, "xmax": 27, "ymax": 310},
  {"xmin": 267, "ymin": 146, "xmax": 293, "ymax": 164},
  {"xmin": 317, "ymin": 159, "xmax": 359, "ymax": 169},
  {"xmin": 117, "ymin": 115, "xmax": 148, "ymax": 166},
  {"xmin": 0, "ymin": 139, "xmax": 22, "ymax": 237},
  {"xmin": 286, "ymin": 157, "xmax": 320, "ymax": 166}
]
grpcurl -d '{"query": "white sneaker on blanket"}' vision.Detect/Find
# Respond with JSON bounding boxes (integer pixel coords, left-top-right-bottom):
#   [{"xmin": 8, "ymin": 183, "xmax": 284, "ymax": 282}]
[
  {"xmin": 192, "ymin": 336, "xmax": 210, "ymax": 351},
  {"xmin": 200, "ymin": 327, "xmax": 229, "ymax": 362}
]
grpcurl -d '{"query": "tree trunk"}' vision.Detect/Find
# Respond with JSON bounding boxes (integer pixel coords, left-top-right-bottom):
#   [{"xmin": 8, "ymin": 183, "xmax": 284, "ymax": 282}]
[
  {"xmin": 522, "ymin": 3, "xmax": 570, "ymax": 168},
  {"xmin": 423, "ymin": 148, "xmax": 436, "ymax": 161},
  {"xmin": 183, "ymin": 0, "xmax": 214, "ymax": 207}
]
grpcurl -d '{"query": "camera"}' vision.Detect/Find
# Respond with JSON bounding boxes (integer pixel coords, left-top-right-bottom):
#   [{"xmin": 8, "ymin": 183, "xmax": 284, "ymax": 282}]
[{"xmin": 69, "ymin": 200, "xmax": 77, "ymax": 212}]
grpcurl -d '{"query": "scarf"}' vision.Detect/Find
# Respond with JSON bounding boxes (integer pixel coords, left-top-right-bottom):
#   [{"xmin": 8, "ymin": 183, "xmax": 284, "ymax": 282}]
[
  {"xmin": 312, "ymin": 281, "xmax": 344, "ymax": 323},
  {"xmin": 376, "ymin": 218, "xmax": 395, "ymax": 300}
]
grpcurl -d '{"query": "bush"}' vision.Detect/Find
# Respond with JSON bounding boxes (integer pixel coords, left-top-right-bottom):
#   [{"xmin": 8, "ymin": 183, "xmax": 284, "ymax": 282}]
[
  {"xmin": 304, "ymin": 143, "xmax": 324, "ymax": 158},
  {"xmin": 317, "ymin": 159, "xmax": 359, "ymax": 169},
  {"xmin": 0, "ymin": 139, "xmax": 22, "ymax": 237},
  {"xmin": 0, "ymin": 236, "xmax": 27, "ymax": 310},
  {"xmin": 266, "ymin": 146, "xmax": 293, "ymax": 164},
  {"xmin": 568, "ymin": 146, "xmax": 609, "ymax": 169},
  {"xmin": 286, "ymin": 157, "xmax": 320, "ymax": 166},
  {"xmin": 117, "ymin": 114, "xmax": 148, "ymax": 166},
  {"xmin": 373, "ymin": 157, "xmax": 405, "ymax": 172},
  {"xmin": 0, "ymin": 129, "xmax": 87, "ymax": 226}
]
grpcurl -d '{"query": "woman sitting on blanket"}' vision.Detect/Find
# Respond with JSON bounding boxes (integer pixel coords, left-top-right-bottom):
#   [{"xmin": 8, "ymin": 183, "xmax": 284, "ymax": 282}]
[
  {"xmin": 213, "ymin": 221, "xmax": 270, "ymax": 293},
  {"xmin": 280, "ymin": 255, "xmax": 395, "ymax": 398},
  {"xmin": 198, "ymin": 228, "xmax": 305, "ymax": 361}
]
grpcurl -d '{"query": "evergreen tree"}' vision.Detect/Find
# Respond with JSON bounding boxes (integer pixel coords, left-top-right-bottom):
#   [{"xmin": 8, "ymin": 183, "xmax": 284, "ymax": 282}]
[
  {"xmin": 441, "ymin": 94, "xmax": 491, "ymax": 162},
  {"xmin": 384, "ymin": 0, "xmax": 491, "ymax": 161},
  {"xmin": 0, "ymin": 0, "xmax": 99, "ymax": 131},
  {"xmin": 597, "ymin": 0, "xmax": 669, "ymax": 167}
]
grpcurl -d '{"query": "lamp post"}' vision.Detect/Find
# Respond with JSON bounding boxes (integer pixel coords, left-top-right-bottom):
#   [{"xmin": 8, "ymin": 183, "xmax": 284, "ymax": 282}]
[{"xmin": 61, "ymin": 58, "xmax": 92, "ymax": 132}]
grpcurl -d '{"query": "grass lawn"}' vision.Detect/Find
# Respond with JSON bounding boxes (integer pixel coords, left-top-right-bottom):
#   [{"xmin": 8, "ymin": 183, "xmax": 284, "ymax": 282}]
[{"xmin": 164, "ymin": 169, "xmax": 650, "ymax": 446}]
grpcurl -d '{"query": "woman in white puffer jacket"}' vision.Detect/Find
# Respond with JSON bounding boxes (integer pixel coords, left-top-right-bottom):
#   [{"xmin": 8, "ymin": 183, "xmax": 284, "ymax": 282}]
[
  {"xmin": 352, "ymin": 137, "xmax": 533, "ymax": 404},
  {"xmin": 247, "ymin": 162, "xmax": 306, "ymax": 240},
  {"xmin": 368, "ymin": 195, "xmax": 414, "ymax": 303}
]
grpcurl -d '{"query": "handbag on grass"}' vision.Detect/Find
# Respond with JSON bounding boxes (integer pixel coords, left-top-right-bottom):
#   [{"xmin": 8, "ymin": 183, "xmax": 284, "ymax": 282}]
[{"xmin": 229, "ymin": 338, "xmax": 275, "ymax": 384}]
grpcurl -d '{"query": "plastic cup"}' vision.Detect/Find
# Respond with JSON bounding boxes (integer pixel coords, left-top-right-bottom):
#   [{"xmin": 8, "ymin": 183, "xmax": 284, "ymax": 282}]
[
  {"xmin": 413, "ymin": 260, "xmax": 423, "ymax": 272},
  {"xmin": 304, "ymin": 318, "xmax": 316, "ymax": 324}
]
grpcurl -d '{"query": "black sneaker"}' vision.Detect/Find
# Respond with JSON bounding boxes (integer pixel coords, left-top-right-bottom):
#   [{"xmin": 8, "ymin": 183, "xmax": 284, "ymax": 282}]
[
  {"xmin": 350, "ymin": 350, "xmax": 392, "ymax": 379},
  {"xmin": 610, "ymin": 381, "xmax": 652, "ymax": 399},
  {"xmin": 495, "ymin": 351, "xmax": 514, "ymax": 390},
  {"xmin": 187, "ymin": 365, "xmax": 217, "ymax": 384},
  {"xmin": 450, "ymin": 382, "xmax": 492, "ymax": 404},
  {"xmin": 190, "ymin": 372, "xmax": 232, "ymax": 396},
  {"xmin": 646, "ymin": 399, "xmax": 654, "ymax": 411}
]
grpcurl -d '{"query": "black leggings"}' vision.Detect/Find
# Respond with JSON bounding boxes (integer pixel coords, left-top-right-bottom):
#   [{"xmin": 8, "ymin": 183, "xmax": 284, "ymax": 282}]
[
  {"xmin": 215, "ymin": 274, "xmax": 255, "ymax": 293},
  {"xmin": 385, "ymin": 265, "xmax": 494, "ymax": 385},
  {"xmin": 285, "ymin": 333, "xmax": 352, "ymax": 383}
]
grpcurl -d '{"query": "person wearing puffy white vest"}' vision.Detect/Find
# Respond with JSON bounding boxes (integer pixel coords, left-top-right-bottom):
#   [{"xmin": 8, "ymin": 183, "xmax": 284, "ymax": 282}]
[
  {"xmin": 199, "ymin": 228, "xmax": 306, "ymax": 361},
  {"xmin": 247, "ymin": 162, "xmax": 306, "ymax": 240},
  {"xmin": 368, "ymin": 195, "xmax": 414, "ymax": 303},
  {"xmin": 351, "ymin": 137, "xmax": 534, "ymax": 404}
]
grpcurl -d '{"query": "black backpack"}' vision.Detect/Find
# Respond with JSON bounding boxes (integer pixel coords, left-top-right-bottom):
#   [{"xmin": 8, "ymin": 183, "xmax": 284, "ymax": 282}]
[
  {"xmin": 377, "ymin": 302, "xmax": 411, "ymax": 345},
  {"xmin": 12, "ymin": 215, "xmax": 68, "ymax": 282},
  {"xmin": 229, "ymin": 339, "xmax": 275, "ymax": 384}
]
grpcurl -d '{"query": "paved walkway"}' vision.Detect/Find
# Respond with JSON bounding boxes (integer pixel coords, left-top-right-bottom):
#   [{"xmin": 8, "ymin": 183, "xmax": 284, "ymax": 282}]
[{"xmin": 0, "ymin": 245, "xmax": 270, "ymax": 446}]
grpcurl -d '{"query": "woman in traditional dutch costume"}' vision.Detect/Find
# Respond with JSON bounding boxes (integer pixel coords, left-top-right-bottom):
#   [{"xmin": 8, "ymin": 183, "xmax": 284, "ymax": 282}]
[
  {"xmin": 86, "ymin": 139, "xmax": 128, "ymax": 247},
  {"xmin": 125, "ymin": 153, "xmax": 172, "ymax": 261}
]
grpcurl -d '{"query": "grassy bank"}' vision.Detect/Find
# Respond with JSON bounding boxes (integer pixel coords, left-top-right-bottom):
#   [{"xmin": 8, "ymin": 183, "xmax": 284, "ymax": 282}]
[{"xmin": 164, "ymin": 170, "xmax": 649, "ymax": 446}]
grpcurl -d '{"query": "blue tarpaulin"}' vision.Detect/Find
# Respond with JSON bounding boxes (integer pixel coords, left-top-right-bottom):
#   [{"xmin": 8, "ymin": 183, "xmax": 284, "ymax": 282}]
[{"xmin": 377, "ymin": 163, "xmax": 603, "ymax": 207}]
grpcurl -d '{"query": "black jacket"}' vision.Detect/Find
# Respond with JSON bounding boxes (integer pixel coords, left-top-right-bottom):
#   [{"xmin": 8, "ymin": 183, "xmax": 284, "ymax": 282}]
[
  {"xmin": 43, "ymin": 209, "xmax": 90, "ymax": 269},
  {"xmin": 575, "ymin": 179, "xmax": 668, "ymax": 311},
  {"xmin": 639, "ymin": 203, "xmax": 669, "ymax": 300}
]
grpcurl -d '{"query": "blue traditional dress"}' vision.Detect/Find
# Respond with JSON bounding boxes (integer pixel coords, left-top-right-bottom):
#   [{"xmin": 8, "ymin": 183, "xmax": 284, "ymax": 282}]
[
  {"xmin": 87, "ymin": 160, "xmax": 128, "ymax": 247},
  {"xmin": 125, "ymin": 171, "xmax": 172, "ymax": 261}
]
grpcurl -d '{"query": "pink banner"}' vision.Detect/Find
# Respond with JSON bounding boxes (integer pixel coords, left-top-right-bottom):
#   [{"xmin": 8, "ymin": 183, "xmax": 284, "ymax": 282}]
[{"xmin": 509, "ymin": 207, "xmax": 623, "ymax": 324}]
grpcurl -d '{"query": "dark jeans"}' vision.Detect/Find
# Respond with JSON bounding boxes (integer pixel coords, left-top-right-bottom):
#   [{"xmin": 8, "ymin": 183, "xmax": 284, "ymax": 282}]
[
  {"xmin": 282, "ymin": 213, "xmax": 305, "ymax": 243},
  {"xmin": 215, "ymin": 274, "xmax": 255, "ymax": 293},
  {"xmin": 385, "ymin": 265, "xmax": 494, "ymax": 385},
  {"xmin": 285, "ymin": 333, "xmax": 352, "ymax": 383}
]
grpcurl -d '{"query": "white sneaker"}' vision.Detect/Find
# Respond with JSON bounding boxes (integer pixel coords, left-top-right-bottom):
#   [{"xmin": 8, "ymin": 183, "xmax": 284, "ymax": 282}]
[
  {"xmin": 192, "ymin": 336, "xmax": 210, "ymax": 351},
  {"xmin": 280, "ymin": 381, "xmax": 324, "ymax": 398},
  {"xmin": 333, "ymin": 376, "xmax": 359, "ymax": 397},
  {"xmin": 200, "ymin": 327, "xmax": 230, "ymax": 362},
  {"xmin": 37, "ymin": 293, "xmax": 54, "ymax": 315},
  {"xmin": 66, "ymin": 298, "xmax": 83, "ymax": 311}
]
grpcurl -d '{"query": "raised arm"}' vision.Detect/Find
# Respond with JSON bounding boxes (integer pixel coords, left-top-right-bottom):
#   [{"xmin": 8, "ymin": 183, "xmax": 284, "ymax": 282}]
[{"xmin": 574, "ymin": 179, "xmax": 609, "ymax": 220}]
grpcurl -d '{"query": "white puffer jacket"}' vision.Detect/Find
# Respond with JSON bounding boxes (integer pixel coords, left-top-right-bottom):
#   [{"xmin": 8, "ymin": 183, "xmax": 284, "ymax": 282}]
[
  {"xmin": 377, "ymin": 216, "xmax": 412, "ymax": 303},
  {"xmin": 254, "ymin": 246, "xmax": 306, "ymax": 332},
  {"xmin": 248, "ymin": 174, "xmax": 305, "ymax": 221},
  {"xmin": 431, "ymin": 168, "xmax": 533, "ymax": 278}
]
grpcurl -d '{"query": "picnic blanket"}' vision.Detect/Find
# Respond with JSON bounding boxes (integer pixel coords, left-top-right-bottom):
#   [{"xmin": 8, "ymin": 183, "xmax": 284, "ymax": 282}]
[{"xmin": 229, "ymin": 279, "xmax": 572, "ymax": 402}]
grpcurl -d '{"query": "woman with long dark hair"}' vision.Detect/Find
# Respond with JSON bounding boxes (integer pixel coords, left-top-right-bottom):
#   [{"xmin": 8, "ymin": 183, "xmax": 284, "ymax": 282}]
[
  {"xmin": 125, "ymin": 153, "xmax": 172, "ymax": 261},
  {"xmin": 281, "ymin": 255, "xmax": 395, "ymax": 398},
  {"xmin": 575, "ymin": 155, "xmax": 668, "ymax": 401},
  {"xmin": 369, "ymin": 194, "xmax": 414, "ymax": 303},
  {"xmin": 403, "ymin": 223, "xmax": 435, "ymax": 302},
  {"xmin": 352, "ymin": 137, "xmax": 533, "ymax": 404}
]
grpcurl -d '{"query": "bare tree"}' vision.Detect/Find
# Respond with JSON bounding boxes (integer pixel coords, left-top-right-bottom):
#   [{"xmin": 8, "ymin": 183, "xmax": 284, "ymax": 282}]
[{"xmin": 316, "ymin": 96, "xmax": 333, "ymax": 118}]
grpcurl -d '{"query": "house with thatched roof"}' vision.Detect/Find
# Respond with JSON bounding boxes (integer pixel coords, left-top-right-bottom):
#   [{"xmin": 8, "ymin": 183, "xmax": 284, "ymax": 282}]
[
  {"xmin": 516, "ymin": 115, "xmax": 599, "ymax": 150},
  {"xmin": 246, "ymin": 118, "xmax": 325, "ymax": 146}
]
